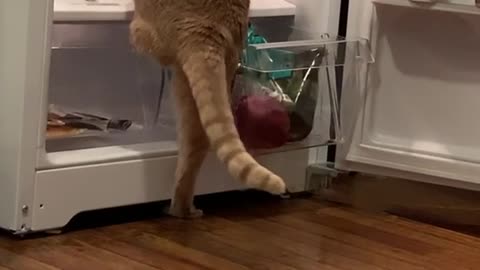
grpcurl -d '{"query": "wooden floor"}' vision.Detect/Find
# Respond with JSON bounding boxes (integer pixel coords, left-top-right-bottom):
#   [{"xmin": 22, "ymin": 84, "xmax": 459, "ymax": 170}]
[{"xmin": 1, "ymin": 192, "xmax": 480, "ymax": 270}]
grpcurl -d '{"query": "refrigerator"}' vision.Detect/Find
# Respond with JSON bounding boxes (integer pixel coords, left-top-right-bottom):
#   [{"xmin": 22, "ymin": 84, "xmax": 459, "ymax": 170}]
[{"xmin": 1, "ymin": 0, "xmax": 479, "ymax": 235}]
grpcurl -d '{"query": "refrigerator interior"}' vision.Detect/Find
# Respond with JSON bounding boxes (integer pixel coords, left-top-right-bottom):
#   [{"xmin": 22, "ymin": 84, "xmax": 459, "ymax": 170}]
[
  {"xmin": 46, "ymin": 22, "xmax": 176, "ymax": 152},
  {"xmin": 45, "ymin": 16, "xmax": 297, "ymax": 153},
  {"xmin": 45, "ymin": 23, "xmax": 373, "ymax": 153}
]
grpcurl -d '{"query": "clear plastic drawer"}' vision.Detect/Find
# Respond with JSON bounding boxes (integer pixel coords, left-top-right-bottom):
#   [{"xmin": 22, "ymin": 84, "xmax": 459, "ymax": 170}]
[{"xmin": 233, "ymin": 30, "xmax": 374, "ymax": 153}]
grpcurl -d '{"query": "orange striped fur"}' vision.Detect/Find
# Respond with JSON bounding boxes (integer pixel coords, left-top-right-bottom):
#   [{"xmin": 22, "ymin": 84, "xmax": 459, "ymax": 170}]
[{"xmin": 130, "ymin": 0, "xmax": 286, "ymax": 218}]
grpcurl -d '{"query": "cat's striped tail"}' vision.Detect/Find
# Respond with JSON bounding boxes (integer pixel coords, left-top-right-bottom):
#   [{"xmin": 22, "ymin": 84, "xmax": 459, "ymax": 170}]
[{"xmin": 180, "ymin": 50, "xmax": 287, "ymax": 195}]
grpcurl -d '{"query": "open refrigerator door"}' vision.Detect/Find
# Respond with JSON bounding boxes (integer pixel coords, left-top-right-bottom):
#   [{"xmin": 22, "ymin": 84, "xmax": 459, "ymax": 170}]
[{"xmin": 334, "ymin": 0, "xmax": 480, "ymax": 190}]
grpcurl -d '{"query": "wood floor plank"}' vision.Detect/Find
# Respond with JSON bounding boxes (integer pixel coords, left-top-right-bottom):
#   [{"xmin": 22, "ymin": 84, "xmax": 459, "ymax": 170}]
[
  {"xmin": 217, "ymin": 216, "xmax": 368, "ymax": 269},
  {"xmin": 288, "ymin": 208, "xmax": 477, "ymax": 270},
  {"xmin": 0, "ymin": 246, "xmax": 59, "ymax": 270},
  {"xmin": 208, "ymin": 198, "xmax": 435, "ymax": 270},
  {"xmin": 134, "ymin": 232, "xmax": 258, "ymax": 270},
  {"xmin": 103, "ymin": 220, "xmax": 297, "ymax": 270},
  {"xmin": 295, "ymin": 211, "xmax": 441, "ymax": 254},
  {"xmin": 344, "ymin": 207, "xmax": 480, "ymax": 250},
  {"xmin": 269, "ymin": 213, "xmax": 429, "ymax": 269},
  {"xmin": 5, "ymin": 237, "xmax": 160, "ymax": 270},
  {"xmin": 1, "ymin": 194, "xmax": 480, "ymax": 270},
  {"xmin": 191, "ymin": 217, "xmax": 343, "ymax": 270},
  {"xmin": 239, "ymin": 218, "xmax": 391, "ymax": 270},
  {"xmin": 70, "ymin": 231, "xmax": 191, "ymax": 270},
  {"xmin": 157, "ymin": 234, "xmax": 294, "ymax": 270},
  {"xmin": 318, "ymin": 207, "xmax": 480, "ymax": 268},
  {"xmin": 115, "ymin": 231, "xmax": 248, "ymax": 270}
]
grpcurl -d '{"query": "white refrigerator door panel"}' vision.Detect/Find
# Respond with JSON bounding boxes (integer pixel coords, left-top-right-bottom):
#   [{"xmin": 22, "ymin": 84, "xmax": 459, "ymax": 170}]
[
  {"xmin": 0, "ymin": 0, "xmax": 52, "ymax": 231},
  {"xmin": 337, "ymin": 0, "xmax": 480, "ymax": 189}
]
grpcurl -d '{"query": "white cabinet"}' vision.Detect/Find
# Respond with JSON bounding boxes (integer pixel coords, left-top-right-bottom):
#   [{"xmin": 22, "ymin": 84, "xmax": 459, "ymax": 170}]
[{"xmin": 1, "ymin": 0, "xmax": 479, "ymax": 234}]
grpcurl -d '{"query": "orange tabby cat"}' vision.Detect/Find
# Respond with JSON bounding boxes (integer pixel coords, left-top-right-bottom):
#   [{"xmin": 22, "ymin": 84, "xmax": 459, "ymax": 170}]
[{"xmin": 130, "ymin": 0, "xmax": 287, "ymax": 218}]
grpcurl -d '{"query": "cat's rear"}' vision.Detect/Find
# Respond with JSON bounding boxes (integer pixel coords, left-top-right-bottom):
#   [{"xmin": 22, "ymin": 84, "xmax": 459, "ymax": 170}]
[{"xmin": 131, "ymin": 0, "xmax": 287, "ymax": 200}]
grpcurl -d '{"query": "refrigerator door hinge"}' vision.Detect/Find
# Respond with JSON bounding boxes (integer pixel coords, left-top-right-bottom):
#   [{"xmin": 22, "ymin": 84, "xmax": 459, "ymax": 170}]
[{"xmin": 306, "ymin": 162, "xmax": 342, "ymax": 192}]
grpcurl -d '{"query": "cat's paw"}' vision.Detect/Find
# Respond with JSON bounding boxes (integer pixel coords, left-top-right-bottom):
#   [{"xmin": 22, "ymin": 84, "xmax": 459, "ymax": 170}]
[
  {"xmin": 280, "ymin": 188, "xmax": 292, "ymax": 199},
  {"xmin": 164, "ymin": 205, "xmax": 204, "ymax": 219}
]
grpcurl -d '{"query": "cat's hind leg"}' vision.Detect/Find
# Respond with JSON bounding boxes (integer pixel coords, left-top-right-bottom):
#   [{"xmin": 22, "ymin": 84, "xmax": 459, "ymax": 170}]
[{"xmin": 166, "ymin": 68, "xmax": 209, "ymax": 219}]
